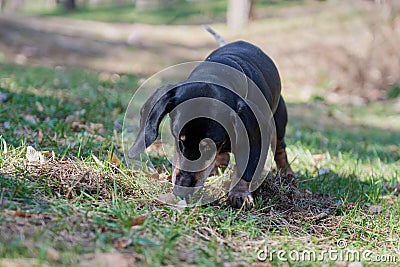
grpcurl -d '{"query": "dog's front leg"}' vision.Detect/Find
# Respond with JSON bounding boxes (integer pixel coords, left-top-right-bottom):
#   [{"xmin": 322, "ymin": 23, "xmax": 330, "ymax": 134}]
[
  {"xmin": 228, "ymin": 166, "xmax": 254, "ymax": 209},
  {"xmin": 228, "ymin": 179, "xmax": 254, "ymax": 209}
]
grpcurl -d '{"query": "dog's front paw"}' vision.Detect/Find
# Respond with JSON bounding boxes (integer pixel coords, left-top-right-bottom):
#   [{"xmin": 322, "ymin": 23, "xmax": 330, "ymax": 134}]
[
  {"xmin": 228, "ymin": 179, "xmax": 253, "ymax": 209},
  {"xmin": 228, "ymin": 192, "xmax": 254, "ymax": 209}
]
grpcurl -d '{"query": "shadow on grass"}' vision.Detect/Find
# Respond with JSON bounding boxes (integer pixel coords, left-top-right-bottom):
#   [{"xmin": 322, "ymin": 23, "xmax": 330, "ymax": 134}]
[
  {"xmin": 287, "ymin": 101, "xmax": 400, "ymax": 163},
  {"xmin": 0, "ymin": 17, "xmax": 209, "ymax": 73},
  {"xmin": 37, "ymin": 1, "xmax": 227, "ymax": 25}
]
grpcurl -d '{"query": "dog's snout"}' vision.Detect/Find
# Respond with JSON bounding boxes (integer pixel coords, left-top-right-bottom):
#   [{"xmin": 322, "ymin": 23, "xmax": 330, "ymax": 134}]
[
  {"xmin": 172, "ymin": 170, "xmax": 202, "ymax": 200},
  {"xmin": 173, "ymin": 186, "xmax": 197, "ymax": 200},
  {"xmin": 173, "ymin": 170, "xmax": 197, "ymax": 187}
]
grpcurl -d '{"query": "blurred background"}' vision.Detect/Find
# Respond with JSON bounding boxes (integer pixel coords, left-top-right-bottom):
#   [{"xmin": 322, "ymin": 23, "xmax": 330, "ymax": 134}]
[{"xmin": 1, "ymin": 0, "xmax": 399, "ymax": 104}]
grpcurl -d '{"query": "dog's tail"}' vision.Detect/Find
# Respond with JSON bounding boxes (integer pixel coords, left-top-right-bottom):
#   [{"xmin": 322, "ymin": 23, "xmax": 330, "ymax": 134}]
[{"xmin": 202, "ymin": 25, "xmax": 226, "ymax": 47}]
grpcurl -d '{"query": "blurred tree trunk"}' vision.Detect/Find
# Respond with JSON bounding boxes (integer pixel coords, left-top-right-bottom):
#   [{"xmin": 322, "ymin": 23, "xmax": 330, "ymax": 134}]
[
  {"xmin": 64, "ymin": 0, "xmax": 76, "ymax": 11},
  {"xmin": 0, "ymin": 0, "xmax": 6, "ymax": 12},
  {"xmin": 227, "ymin": 0, "xmax": 253, "ymax": 29}
]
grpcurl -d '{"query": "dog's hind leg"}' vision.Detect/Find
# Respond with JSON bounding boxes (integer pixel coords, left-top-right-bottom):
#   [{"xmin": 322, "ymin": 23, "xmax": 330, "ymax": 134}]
[{"xmin": 273, "ymin": 96, "xmax": 294, "ymax": 176}]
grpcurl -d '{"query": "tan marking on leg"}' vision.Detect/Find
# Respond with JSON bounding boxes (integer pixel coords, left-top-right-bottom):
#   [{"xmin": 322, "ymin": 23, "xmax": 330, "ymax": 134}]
[
  {"xmin": 210, "ymin": 152, "xmax": 230, "ymax": 176},
  {"xmin": 274, "ymin": 139, "xmax": 294, "ymax": 176}
]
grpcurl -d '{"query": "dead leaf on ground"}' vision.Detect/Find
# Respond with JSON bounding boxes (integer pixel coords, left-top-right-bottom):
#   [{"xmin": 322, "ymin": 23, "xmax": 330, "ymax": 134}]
[
  {"xmin": 26, "ymin": 146, "xmax": 45, "ymax": 163},
  {"xmin": 14, "ymin": 210, "xmax": 33, "ymax": 218},
  {"xmin": 150, "ymin": 172, "xmax": 160, "ymax": 179},
  {"xmin": 131, "ymin": 214, "xmax": 147, "ymax": 227},
  {"xmin": 70, "ymin": 121, "xmax": 105, "ymax": 135},
  {"xmin": 111, "ymin": 154, "xmax": 121, "ymax": 166},
  {"xmin": 23, "ymin": 114, "xmax": 37, "ymax": 123},
  {"xmin": 368, "ymin": 205, "xmax": 383, "ymax": 214},
  {"xmin": 114, "ymin": 237, "xmax": 132, "ymax": 249},
  {"xmin": 38, "ymin": 129, "xmax": 43, "ymax": 143},
  {"xmin": 35, "ymin": 101, "xmax": 44, "ymax": 112},
  {"xmin": 89, "ymin": 122, "xmax": 105, "ymax": 133}
]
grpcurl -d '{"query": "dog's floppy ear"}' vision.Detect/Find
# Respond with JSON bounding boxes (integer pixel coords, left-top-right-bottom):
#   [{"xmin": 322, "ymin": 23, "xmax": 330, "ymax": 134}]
[{"xmin": 128, "ymin": 83, "xmax": 177, "ymax": 158}]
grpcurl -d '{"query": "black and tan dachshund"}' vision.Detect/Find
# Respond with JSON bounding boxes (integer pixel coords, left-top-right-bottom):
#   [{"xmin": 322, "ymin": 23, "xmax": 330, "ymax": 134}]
[{"xmin": 128, "ymin": 30, "xmax": 293, "ymax": 209}]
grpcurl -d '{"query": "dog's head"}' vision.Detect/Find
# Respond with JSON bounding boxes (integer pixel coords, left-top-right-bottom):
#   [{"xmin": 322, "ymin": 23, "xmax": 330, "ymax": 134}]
[
  {"xmin": 128, "ymin": 82, "xmax": 245, "ymax": 198},
  {"xmin": 170, "ymin": 116, "xmax": 228, "ymax": 198}
]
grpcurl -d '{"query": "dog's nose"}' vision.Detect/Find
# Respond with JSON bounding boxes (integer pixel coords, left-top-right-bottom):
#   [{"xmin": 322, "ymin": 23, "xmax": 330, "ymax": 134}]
[{"xmin": 173, "ymin": 185, "xmax": 197, "ymax": 200}]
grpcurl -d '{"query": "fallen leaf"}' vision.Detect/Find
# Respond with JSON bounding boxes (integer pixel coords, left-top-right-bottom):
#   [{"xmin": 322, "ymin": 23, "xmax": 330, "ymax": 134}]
[
  {"xmin": 111, "ymin": 154, "xmax": 120, "ymax": 166},
  {"xmin": 26, "ymin": 146, "xmax": 45, "ymax": 163},
  {"xmin": 14, "ymin": 210, "xmax": 32, "ymax": 218},
  {"xmin": 71, "ymin": 121, "xmax": 88, "ymax": 131},
  {"xmin": 89, "ymin": 122, "xmax": 105, "ymax": 133},
  {"xmin": 35, "ymin": 101, "xmax": 44, "ymax": 112},
  {"xmin": 368, "ymin": 205, "xmax": 383, "ymax": 214},
  {"xmin": 150, "ymin": 172, "xmax": 160, "ymax": 179},
  {"xmin": 23, "ymin": 114, "xmax": 37, "ymax": 123},
  {"xmin": 38, "ymin": 129, "xmax": 43, "ymax": 143},
  {"xmin": 114, "ymin": 237, "xmax": 132, "ymax": 249},
  {"xmin": 131, "ymin": 214, "xmax": 147, "ymax": 226}
]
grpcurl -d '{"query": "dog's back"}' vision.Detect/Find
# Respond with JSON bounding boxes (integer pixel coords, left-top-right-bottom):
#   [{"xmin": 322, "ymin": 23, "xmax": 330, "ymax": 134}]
[{"xmin": 201, "ymin": 40, "xmax": 282, "ymax": 112}]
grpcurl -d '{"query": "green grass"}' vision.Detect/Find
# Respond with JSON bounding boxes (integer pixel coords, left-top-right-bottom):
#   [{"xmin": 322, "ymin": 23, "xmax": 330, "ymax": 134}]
[
  {"xmin": 24, "ymin": 0, "xmax": 305, "ymax": 25},
  {"xmin": 33, "ymin": 0, "xmax": 228, "ymax": 25},
  {"xmin": 0, "ymin": 62, "xmax": 399, "ymax": 266}
]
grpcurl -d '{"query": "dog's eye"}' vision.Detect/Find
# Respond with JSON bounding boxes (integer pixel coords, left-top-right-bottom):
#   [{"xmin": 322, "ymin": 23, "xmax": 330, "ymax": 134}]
[{"xmin": 179, "ymin": 135, "xmax": 186, "ymax": 142}]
